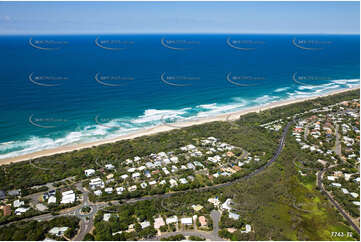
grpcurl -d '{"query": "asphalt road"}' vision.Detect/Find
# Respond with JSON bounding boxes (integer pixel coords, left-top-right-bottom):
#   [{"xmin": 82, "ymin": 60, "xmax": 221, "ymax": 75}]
[
  {"xmin": 317, "ymin": 168, "xmax": 360, "ymax": 235},
  {"xmin": 210, "ymin": 210, "xmax": 221, "ymax": 236},
  {"xmin": 152, "ymin": 231, "xmax": 225, "ymax": 241}
]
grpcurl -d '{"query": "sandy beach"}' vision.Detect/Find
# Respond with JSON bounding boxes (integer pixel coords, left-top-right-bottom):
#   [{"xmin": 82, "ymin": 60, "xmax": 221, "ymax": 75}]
[{"xmin": 0, "ymin": 87, "xmax": 359, "ymax": 166}]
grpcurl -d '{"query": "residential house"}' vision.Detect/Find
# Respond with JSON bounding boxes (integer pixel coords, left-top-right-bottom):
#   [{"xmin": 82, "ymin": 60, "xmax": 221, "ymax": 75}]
[
  {"xmin": 105, "ymin": 187, "xmax": 113, "ymax": 194},
  {"xmin": 229, "ymin": 212, "xmax": 240, "ymax": 220},
  {"xmin": 48, "ymin": 196, "xmax": 56, "ymax": 204},
  {"xmin": 181, "ymin": 217, "xmax": 193, "ymax": 225},
  {"xmin": 48, "ymin": 227, "xmax": 69, "ymax": 237},
  {"xmin": 89, "ymin": 177, "xmax": 105, "ymax": 190},
  {"xmin": 198, "ymin": 216, "xmax": 207, "ymax": 227},
  {"xmin": 141, "ymin": 220, "xmax": 150, "ymax": 229},
  {"xmin": 154, "ymin": 217, "xmax": 165, "ymax": 229},
  {"xmin": 166, "ymin": 216, "xmax": 178, "ymax": 224},
  {"xmin": 84, "ymin": 169, "xmax": 95, "ymax": 177},
  {"xmin": 13, "ymin": 199, "xmax": 24, "ymax": 208},
  {"xmin": 61, "ymin": 190, "xmax": 75, "ymax": 204},
  {"xmin": 15, "ymin": 207, "xmax": 30, "ymax": 215},
  {"xmin": 105, "ymin": 164, "xmax": 115, "ymax": 170}
]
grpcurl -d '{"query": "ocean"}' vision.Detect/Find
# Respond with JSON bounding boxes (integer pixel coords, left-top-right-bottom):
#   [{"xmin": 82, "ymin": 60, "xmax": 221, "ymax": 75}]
[{"xmin": 0, "ymin": 34, "xmax": 359, "ymax": 159}]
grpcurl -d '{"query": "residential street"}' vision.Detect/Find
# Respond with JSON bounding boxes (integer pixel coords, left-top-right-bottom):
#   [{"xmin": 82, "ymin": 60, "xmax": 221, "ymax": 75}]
[{"xmin": 1, "ymin": 120, "xmax": 294, "ymax": 240}]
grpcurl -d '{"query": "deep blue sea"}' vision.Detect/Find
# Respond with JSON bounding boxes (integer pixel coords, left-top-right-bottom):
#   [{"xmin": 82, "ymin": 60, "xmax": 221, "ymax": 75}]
[{"xmin": 0, "ymin": 34, "xmax": 359, "ymax": 159}]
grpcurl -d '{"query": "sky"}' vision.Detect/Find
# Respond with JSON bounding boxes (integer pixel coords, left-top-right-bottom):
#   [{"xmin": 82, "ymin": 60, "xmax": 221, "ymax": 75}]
[{"xmin": 0, "ymin": 1, "xmax": 359, "ymax": 35}]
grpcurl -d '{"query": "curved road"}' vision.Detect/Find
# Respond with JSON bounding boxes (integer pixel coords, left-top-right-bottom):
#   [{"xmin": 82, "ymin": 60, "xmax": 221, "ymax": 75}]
[
  {"xmin": 151, "ymin": 231, "xmax": 224, "ymax": 241},
  {"xmin": 317, "ymin": 168, "xmax": 360, "ymax": 234}
]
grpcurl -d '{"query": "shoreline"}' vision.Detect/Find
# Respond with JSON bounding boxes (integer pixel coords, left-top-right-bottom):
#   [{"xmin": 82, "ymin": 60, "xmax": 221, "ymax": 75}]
[{"xmin": 0, "ymin": 87, "xmax": 359, "ymax": 166}]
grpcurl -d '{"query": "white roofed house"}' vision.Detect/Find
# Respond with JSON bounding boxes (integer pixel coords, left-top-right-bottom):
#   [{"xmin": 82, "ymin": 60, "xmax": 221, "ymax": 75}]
[
  {"xmin": 141, "ymin": 220, "xmax": 151, "ymax": 229},
  {"xmin": 61, "ymin": 190, "xmax": 76, "ymax": 204},
  {"xmin": 179, "ymin": 178, "xmax": 188, "ymax": 184},
  {"xmin": 221, "ymin": 198, "xmax": 232, "ymax": 211},
  {"xmin": 48, "ymin": 227, "xmax": 69, "ymax": 237},
  {"xmin": 241, "ymin": 224, "xmax": 252, "ymax": 233},
  {"xmin": 170, "ymin": 156, "xmax": 179, "ymax": 163},
  {"xmin": 94, "ymin": 190, "xmax": 102, "ymax": 196},
  {"xmin": 146, "ymin": 162, "xmax": 155, "ymax": 169},
  {"xmin": 84, "ymin": 169, "xmax": 95, "ymax": 177},
  {"xmin": 350, "ymin": 192, "xmax": 359, "ymax": 198},
  {"xmin": 331, "ymin": 183, "xmax": 342, "ymax": 188},
  {"xmin": 105, "ymin": 164, "xmax": 115, "ymax": 170},
  {"xmin": 208, "ymin": 136, "xmax": 217, "ymax": 142},
  {"xmin": 327, "ymin": 176, "xmax": 336, "ymax": 181},
  {"xmin": 13, "ymin": 199, "xmax": 24, "ymax": 208},
  {"xmin": 208, "ymin": 197, "xmax": 220, "ymax": 207},
  {"xmin": 89, "ymin": 177, "xmax": 105, "ymax": 190},
  {"xmin": 229, "ymin": 212, "xmax": 240, "ymax": 220},
  {"xmin": 138, "ymin": 165, "xmax": 146, "ymax": 171},
  {"xmin": 132, "ymin": 172, "xmax": 141, "ymax": 179},
  {"xmin": 48, "ymin": 196, "xmax": 57, "ymax": 204},
  {"xmin": 140, "ymin": 182, "xmax": 148, "ymax": 189},
  {"xmin": 162, "ymin": 167, "xmax": 170, "ymax": 175},
  {"xmin": 169, "ymin": 179, "xmax": 178, "ymax": 188},
  {"xmin": 171, "ymin": 165, "xmax": 178, "ymax": 173},
  {"xmin": 128, "ymin": 168, "xmax": 136, "ymax": 173},
  {"xmin": 181, "ymin": 217, "xmax": 193, "ymax": 225},
  {"xmin": 121, "ymin": 174, "xmax": 129, "ymax": 180},
  {"xmin": 157, "ymin": 152, "xmax": 167, "ymax": 158},
  {"xmin": 154, "ymin": 161, "xmax": 162, "ymax": 167},
  {"xmin": 104, "ymin": 187, "xmax": 113, "ymax": 194},
  {"xmin": 162, "ymin": 158, "xmax": 171, "ymax": 166},
  {"xmin": 341, "ymin": 188, "xmax": 349, "ymax": 194},
  {"xmin": 187, "ymin": 162, "xmax": 196, "ymax": 170},
  {"xmin": 154, "ymin": 216, "xmax": 165, "ymax": 229},
  {"xmin": 186, "ymin": 144, "xmax": 196, "ymax": 150},
  {"xmin": 15, "ymin": 207, "xmax": 30, "ymax": 215},
  {"xmin": 128, "ymin": 185, "xmax": 137, "ymax": 192},
  {"xmin": 116, "ymin": 187, "xmax": 125, "ymax": 195},
  {"xmin": 166, "ymin": 215, "xmax": 178, "ymax": 224},
  {"xmin": 103, "ymin": 213, "xmax": 111, "ymax": 222}
]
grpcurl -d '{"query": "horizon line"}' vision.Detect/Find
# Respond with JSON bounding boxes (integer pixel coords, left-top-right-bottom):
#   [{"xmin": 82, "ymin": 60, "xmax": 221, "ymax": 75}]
[{"xmin": 0, "ymin": 32, "xmax": 360, "ymax": 36}]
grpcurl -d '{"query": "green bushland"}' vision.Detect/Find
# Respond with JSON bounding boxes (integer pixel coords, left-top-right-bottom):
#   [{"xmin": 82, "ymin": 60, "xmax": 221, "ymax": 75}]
[{"xmin": 0, "ymin": 216, "xmax": 79, "ymax": 241}]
